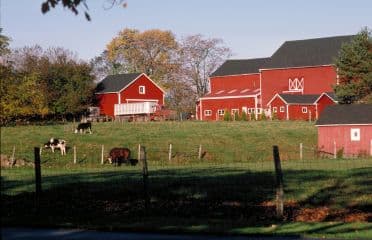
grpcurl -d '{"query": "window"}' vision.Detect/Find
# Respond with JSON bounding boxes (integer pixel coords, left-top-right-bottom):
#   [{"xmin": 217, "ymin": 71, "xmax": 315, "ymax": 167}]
[
  {"xmin": 350, "ymin": 128, "xmax": 360, "ymax": 141},
  {"xmin": 288, "ymin": 77, "xmax": 304, "ymax": 91},
  {"xmin": 256, "ymin": 108, "xmax": 261, "ymax": 114},
  {"xmin": 302, "ymin": 107, "xmax": 308, "ymax": 113},
  {"xmin": 217, "ymin": 109, "xmax": 225, "ymax": 116},
  {"xmin": 204, "ymin": 110, "xmax": 212, "ymax": 116},
  {"xmin": 280, "ymin": 106, "xmax": 285, "ymax": 112},
  {"xmin": 139, "ymin": 86, "xmax": 145, "ymax": 94},
  {"xmin": 272, "ymin": 107, "xmax": 277, "ymax": 113}
]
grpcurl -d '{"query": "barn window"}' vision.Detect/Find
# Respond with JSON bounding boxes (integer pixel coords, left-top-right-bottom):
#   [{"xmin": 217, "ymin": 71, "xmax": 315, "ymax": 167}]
[
  {"xmin": 288, "ymin": 77, "xmax": 304, "ymax": 92},
  {"xmin": 231, "ymin": 109, "xmax": 239, "ymax": 114},
  {"xmin": 256, "ymin": 108, "xmax": 261, "ymax": 114},
  {"xmin": 217, "ymin": 109, "xmax": 225, "ymax": 116},
  {"xmin": 350, "ymin": 128, "xmax": 360, "ymax": 141},
  {"xmin": 139, "ymin": 86, "xmax": 145, "ymax": 94},
  {"xmin": 302, "ymin": 107, "xmax": 308, "ymax": 113},
  {"xmin": 272, "ymin": 107, "xmax": 277, "ymax": 113},
  {"xmin": 280, "ymin": 106, "xmax": 285, "ymax": 112},
  {"xmin": 204, "ymin": 110, "xmax": 212, "ymax": 116}
]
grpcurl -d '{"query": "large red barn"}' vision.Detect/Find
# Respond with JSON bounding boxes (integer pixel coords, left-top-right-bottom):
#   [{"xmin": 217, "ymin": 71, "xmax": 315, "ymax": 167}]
[
  {"xmin": 316, "ymin": 105, "xmax": 372, "ymax": 157},
  {"xmin": 95, "ymin": 73, "xmax": 165, "ymax": 118},
  {"xmin": 197, "ymin": 35, "xmax": 354, "ymax": 120}
]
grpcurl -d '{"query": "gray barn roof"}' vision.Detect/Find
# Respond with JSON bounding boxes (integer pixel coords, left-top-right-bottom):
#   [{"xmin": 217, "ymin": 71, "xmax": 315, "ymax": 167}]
[
  {"xmin": 316, "ymin": 104, "xmax": 372, "ymax": 125},
  {"xmin": 262, "ymin": 35, "xmax": 354, "ymax": 69},
  {"xmin": 95, "ymin": 73, "xmax": 142, "ymax": 94},
  {"xmin": 210, "ymin": 58, "xmax": 270, "ymax": 77},
  {"xmin": 279, "ymin": 94, "xmax": 320, "ymax": 104}
]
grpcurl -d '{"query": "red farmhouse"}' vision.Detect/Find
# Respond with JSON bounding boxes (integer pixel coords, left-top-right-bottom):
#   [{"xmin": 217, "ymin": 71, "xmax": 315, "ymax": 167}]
[
  {"xmin": 196, "ymin": 35, "xmax": 354, "ymax": 120},
  {"xmin": 316, "ymin": 105, "xmax": 372, "ymax": 157},
  {"xmin": 95, "ymin": 73, "xmax": 165, "ymax": 118},
  {"xmin": 267, "ymin": 92, "xmax": 336, "ymax": 121}
]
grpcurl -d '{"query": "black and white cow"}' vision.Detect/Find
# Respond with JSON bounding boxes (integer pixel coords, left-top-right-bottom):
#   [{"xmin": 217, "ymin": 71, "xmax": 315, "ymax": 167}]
[
  {"xmin": 75, "ymin": 122, "xmax": 92, "ymax": 134},
  {"xmin": 43, "ymin": 138, "xmax": 67, "ymax": 155}
]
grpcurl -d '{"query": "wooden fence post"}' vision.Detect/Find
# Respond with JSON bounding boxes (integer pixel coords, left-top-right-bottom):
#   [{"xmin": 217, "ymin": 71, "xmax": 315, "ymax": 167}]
[
  {"xmin": 141, "ymin": 146, "xmax": 150, "ymax": 213},
  {"xmin": 333, "ymin": 140, "xmax": 337, "ymax": 159},
  {"xmin": 198, "ymin": 144, "xmax": 202, "ymax": 160},
  {"xmin": 300, "ymin": 143, "xmax": 303, "ymax": 161},
  {"xmin": 273, "ymin": 145, "xmax": 284, "ymax": 219},
  {"xmin": 10, "ymin": 146, "xmax": 16, "ymax": 167},
  {"xmin": 168, "ymin": 143, "xmax": 172, "ymax": 163},
  {"xmin": 73, "ymin": 146, "xmax": 77, "ymax": 164},
  {"xmin": 34, "ymin": 147, "xmax": 42, "ymax": 208},
  {"xmin": 101, "ymin": 145, "xmax": 104, "ymax": 164}
]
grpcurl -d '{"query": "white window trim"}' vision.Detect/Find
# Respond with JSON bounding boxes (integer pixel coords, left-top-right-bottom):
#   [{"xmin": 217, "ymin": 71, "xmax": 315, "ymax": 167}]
[
  {"xmin": 231, "ymin": 109, "xmax": 239, "ymax": 114},
  {"xmin": 302, "ymin": 107, "xmax": 308, "ymax": 113},
  {"xmin": 351, "ymin": 128, "xmax": 360, "ymax": 141},
  {"xmin": 280, "ymin": 106, "xmax": 285, "ymax": 113},
  {"xmin": 217, "ymin": 109, "xmax": 225, "ymax": 116},
  {"xmin": 204, "ymin": 110, "xmax": 212, "ymax": 116},
  {"xmin": 273, "ymin": 107, "xmax": 277, "ymax": 113},
  {"xmin": 139, "ymin": 85, "xmax": 146, "ymax": 94}
]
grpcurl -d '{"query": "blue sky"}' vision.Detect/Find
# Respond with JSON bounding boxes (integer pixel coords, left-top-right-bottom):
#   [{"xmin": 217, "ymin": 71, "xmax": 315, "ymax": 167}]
[{"xmin": 2, "ymin": 0, "xmax": 371, "ymax": 61}]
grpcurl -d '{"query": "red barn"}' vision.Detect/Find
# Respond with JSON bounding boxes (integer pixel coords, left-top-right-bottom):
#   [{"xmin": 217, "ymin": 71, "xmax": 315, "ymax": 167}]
[
  {"xmin": 95, "ymin": 73, "xmax": 165, "ymax": 118},
  {"xmin": 316, "ymin": 105, "xmax": 372, "ymax": 157},
  {"xmin": 196, "ymin": 58, "xmax": 269, "ymax": 120},
  {"xmin": 267, "ymin": 92, "xmax": 336, "ymax": 120},
  {"xmin": 197, "ymin": 35, "xmax": 354, "ymax": 120}
]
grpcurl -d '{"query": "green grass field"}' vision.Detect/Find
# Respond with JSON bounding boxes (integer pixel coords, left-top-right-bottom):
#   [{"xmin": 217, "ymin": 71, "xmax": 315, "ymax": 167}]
[{"xmin": 1, "ymin": 121, "xmax": 372, "ymax": 239}]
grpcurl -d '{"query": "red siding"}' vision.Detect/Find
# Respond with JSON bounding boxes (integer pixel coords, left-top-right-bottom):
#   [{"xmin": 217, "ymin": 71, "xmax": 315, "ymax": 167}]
[
  {"xmin": 260, "ymin": 66, "xmax": 336, "ymax": 108},
  {"xmin": 200, "ymin": 97, "xmax": 256, "ymax": 121},
  {"xmin": 120, "ymin": 75, "xmax": 164, "ymax": 105},
  {"xmin": 96, "ymin": 93, "xmax": 118, "ymax": 116},
  {"xmin": 318, "ymin": 125, "xmax": 372, "ymax": 157},
  {"xmin": 269, "ymin": 96, "xmax": 287, "ymax": 120},
  {"xmin": 288, "ymin": 104, "xmax": 316, "ymax": 121},
  {"xmin": 210, "ymin": 74, "xmax": 260, "ymax": 92},
  {"xmin": 316, "ymin": 94, "xmax": 335, "ymax": 119}
]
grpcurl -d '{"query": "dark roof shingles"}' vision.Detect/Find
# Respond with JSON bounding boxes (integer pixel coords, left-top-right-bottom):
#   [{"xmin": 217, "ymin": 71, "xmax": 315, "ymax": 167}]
[
  {"xmin": 262, "ymin": 35, "xmax": 354, "ymax": 69},
  {"xmin": 210, "ymin": 58, "xmax": 270, "ymax": 77},
  {"xmin": 95, "ymin": 73, "xmax": 142, "ymax": 94},
  {"xmin": 279, "ymin": 94, "xmax": 320, "ymax": 104},
  {"xmin": 316, "ymin": 104, "xmax": 372, "ymax": 125}
]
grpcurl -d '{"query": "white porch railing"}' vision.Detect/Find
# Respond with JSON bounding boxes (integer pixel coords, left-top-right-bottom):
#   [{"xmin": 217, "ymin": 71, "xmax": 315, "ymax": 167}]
[{"xmin": 114, "ymin": 102, "xmax": 158, "ymax": 116}]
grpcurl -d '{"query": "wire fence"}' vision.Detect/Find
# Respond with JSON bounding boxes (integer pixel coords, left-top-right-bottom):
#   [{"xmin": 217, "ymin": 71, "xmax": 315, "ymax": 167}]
[{"xmin": 2, "ymin": 142, "xmax": 372, "ymax": 224}]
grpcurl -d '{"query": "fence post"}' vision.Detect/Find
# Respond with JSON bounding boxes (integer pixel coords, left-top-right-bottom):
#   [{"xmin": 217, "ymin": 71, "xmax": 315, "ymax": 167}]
[
  {"xmin": 34, "ymin": 147, "xmax": 42, "ymax": 209},
  {"xmin": 73, "ymin": 146, "xmax": 77, "ymax": 164},
  {"xmin": 198, "ymin": 144, "xmax": 202, "ymax": 160},
  {"xmin": 10, "ymin": 146, "xmax": 16, "ymax": 167},
  {"xmin": 101, "ymin": 145, "xmax": 104, "ymax": 164},
  {"xmin": 141, "ymin": 146, "xmax": 150, "ymax": 213},
  {"xmin": 300, "ymin": 143, "xmax": 303, "ymax": 161},
  {"xmin": 168, "ymin": 143, "xmax": 172, "ymax": 163},
  {"xmin": 273, "ymin": 145, "xmax": 284, "ymax": 219},
  {"xmin": 333, "ymin": 140, "xmax": 337, "ymax": 159}
]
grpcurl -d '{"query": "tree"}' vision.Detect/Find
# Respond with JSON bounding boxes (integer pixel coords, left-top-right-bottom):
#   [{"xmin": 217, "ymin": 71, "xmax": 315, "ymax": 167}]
[
  {"xmin": 334, "ymin": 28, "xmax": 372, "ymax": 104},
  {"xmin": 106, "ymin": 28, "xmax": 179, "ymax": 86},
  {"xmin": 41, "ymin": 0, "xmax": 127, "ymax": 21},
  {"xmin": 0, "ymin": 28, "xmax": 11, "ymax": 56},
  {"xmin": 90, "ymin": 51, "xmax": 124, "ymax": 82},
  {"xmin": 179, "ymin": 35, "xmax": 231, "ymax": 97}
]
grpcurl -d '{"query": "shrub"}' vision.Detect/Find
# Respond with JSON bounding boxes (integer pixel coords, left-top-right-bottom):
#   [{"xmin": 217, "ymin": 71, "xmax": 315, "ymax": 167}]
[
  {"xmin": 241, "ymin": 111, "xmax": 247, "ymax": 121},
  {"xmin": 223, "ymin": 109, "xmax": 231, "ymax": 121},
  {"xmin": 336, "ymin": 147, "xmax": 344, "ymax": 159}
]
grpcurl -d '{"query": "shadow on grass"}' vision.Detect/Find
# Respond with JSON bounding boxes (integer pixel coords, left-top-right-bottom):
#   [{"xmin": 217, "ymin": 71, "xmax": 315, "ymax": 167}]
[{"xmin": 2, "ymin": 166, "xmax": 372, "ymax": 237}]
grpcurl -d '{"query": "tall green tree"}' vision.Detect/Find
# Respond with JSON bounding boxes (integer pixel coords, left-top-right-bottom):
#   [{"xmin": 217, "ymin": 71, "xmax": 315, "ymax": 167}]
[
  {"xmin": 0, "ymin": 28, "xmax": 11, "ymax": 56},
  {"xmin": 334, "ymin": 28, "xmax": 372, "ymax": 104}
]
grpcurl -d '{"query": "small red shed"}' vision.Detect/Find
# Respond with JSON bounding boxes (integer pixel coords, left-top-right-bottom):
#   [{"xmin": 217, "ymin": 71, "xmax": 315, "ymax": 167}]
[
  {"xmin": 315, "ymin": 104, "xmax": 372, "ymax": 157},
  {"xmin": 267, "ymin": 92, "xmax": 336, "ymax": 120},
  {"xmin": 95, "ymin": 73, "xmax": 165, "ymax": 117}
]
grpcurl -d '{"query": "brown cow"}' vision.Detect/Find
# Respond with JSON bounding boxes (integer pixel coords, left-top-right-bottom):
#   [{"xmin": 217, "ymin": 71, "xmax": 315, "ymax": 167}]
[{"xmin": 108, "ymin": 147, "xmax": 131, "ymax": 166}]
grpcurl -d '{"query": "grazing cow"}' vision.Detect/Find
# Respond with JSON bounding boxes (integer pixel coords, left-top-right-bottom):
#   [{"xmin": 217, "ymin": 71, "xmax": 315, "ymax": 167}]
[
  {"xmin": 75, "ymin": 122, "xmax": 92, "ymax": 134},
  {"xmin": 108, "ymin": 148, "xmax": 133, "ymax": 166},
  {"xmin": 43, "ymin": 138, "xmax": 67, "ymax": 155}
]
